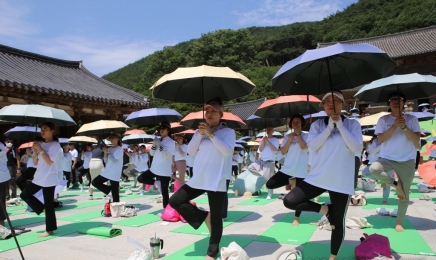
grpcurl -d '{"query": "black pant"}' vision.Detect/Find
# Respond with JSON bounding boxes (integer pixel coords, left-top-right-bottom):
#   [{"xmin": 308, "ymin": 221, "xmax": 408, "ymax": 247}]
[
  {"xmin": 64, "ymin": 171, "xmax": 72, "ymax": 187},
  {"xmin": 415, "ymin": 151, "xmax": 420, "ymax": 170},
  {"xmin": 231, "ymin": 165, "xmax": 238, "ymax": 177},
  {"xmin": 91, "ymin": 175, "xmax": 120, "ymax": 202},
  {"xmin": 16, "ymin": 167, "xmax": 36, "ymax": 191},
  {"xmin": 137, "ymin": 170, "xmax": 171, "ymax": 208},
  {"xmin": 266, "ymin": 171, "xmax": 303, "ymax": 217},
  {"xmin": 71, "ymin": 162, "xmax": 77, "ymax": 184},
  {"xmin": 0, "ymin": 180, "xmax": 9, "ymax": 221},
  {"xmin": 189, "ymin": 167, "xmax": 193, "ymax": 178},
  {"xmin": 283, "ymin": 181, "xmax": 350, "ymax": 256},
  {"xmin": 354, "ymin": 156, "xmax": 360, "ymax": 189},
  {"xmin": 20, "ymin": 183, "xmax": 57, "ymax": 232},
  {"xmin": 7, "ymin": 165, "xmax": 17, "ymax": 199},
  {"xmin": 222, "ymin": 180, "xmax": 231, "ymax": 218},
  {"xmin": 169, "ymin": 184, "xmax": 226, "ymax": 258},
  {"xmin": 78, "ymin": 168, "xmax": 89, "ymax": 184}
]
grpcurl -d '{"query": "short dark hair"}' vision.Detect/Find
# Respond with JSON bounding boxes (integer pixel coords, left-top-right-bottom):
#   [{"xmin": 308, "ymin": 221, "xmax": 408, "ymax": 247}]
[
  {"xmin": 288, "ymin": 114, "xmax": 306, "ymax": 128},
  {"xmin": 387, "ymin": 92, "xmax": 406, "ymax": 102}
]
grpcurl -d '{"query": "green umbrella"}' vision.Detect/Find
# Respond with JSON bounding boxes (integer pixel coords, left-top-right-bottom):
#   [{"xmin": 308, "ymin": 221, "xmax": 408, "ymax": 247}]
[{"xmin": 0, "ymin": 104, "xmax": 76, "ymax": 126}]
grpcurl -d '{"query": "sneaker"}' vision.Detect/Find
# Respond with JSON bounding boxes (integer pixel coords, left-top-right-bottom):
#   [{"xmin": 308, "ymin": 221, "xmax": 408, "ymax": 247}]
[
  {"xmin": 105, "ymin": 195, "xmax": 112, "ymax": 201},
  {"xmin": 88, "ymin": 195, "xmax": 93, "ymax": 200},
  {"xmin": 266, "ymin": 195, "xmax": 271, "ymax": 200},
  {"xmin": 140, "ymin": 190, "xmax": 146, "ymax": 196},
  {"xmin": 80, "ymin": 184, "xmax": 84, "ymax": 192}
]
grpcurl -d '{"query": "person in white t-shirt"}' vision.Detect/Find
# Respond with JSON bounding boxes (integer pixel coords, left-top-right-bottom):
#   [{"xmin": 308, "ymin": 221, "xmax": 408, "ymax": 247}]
[
  {"xmin": 173, "ymin": 134, "xmax": 188, "ymax": 185},
  {"xmin": 69, "ymin": 144, "xmax": 78, "ymax": 186},
  {"xmin": 186, "ymin": 152, "xmax": 195, "ymax": 178},
  {"xmin": 283, "ymin": 92, "xmax": 363, "ymax": 260},
  {"xmin": 231, "ymin": 150, "xmax": 239, "ymax": 179},
  {"xmin": 91, "ymin": 133, "xmax": 123, "ymax": 202},
  {"xmin": 259, "ymin": 126, "xmax": 280, "ymax": 200},
  {"xmin": 78, "ymin": 144, "xmax": 92, "ymax": 192},
  {"xmin": 369, "ymin": 92, "xmax": 421, "ymax": 232},
  {"xmin": 0, "ymin": 141, "xmax": 10, "ymax": 227},
  {"xmin": 247, "ymin": 147, "xmax": 257, "ymax": 165},
  {"xmin": 266, "ymin": 114, "xmax": 308, "ymax": 226},
  {"xmin": 237, "ymin": 150, "xmax": 244, "ymax": 174},
  {"xmin": 15, "ymin": 148, "xmax": 37, "ymax": 192},
  {"xmin": 169, "ymin": 97, "xmax": 235, "ymax": 260},
  {"xmin": 20, "ymin": 122, "xmax": 63, "ymax": 238},
  {"xmin": 62, "ymin": 145, "xmax": 72, "ymax": 189}
]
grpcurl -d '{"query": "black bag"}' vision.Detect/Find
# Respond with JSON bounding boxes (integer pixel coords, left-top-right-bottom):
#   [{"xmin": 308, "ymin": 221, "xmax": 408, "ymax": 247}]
[{"xmin": 53, "ymin": 201, "xmax": 63, "ymax": 208}]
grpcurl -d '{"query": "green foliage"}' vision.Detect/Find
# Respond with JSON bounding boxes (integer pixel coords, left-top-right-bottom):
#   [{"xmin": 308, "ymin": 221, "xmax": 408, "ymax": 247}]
[{"xmin": 103, "ymin": 0, "xmax": 436, "ymax": 117}]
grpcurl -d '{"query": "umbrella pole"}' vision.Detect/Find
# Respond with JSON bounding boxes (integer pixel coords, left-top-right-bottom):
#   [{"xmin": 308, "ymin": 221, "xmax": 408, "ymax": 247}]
[
  {"xmin": 201, "ymin": 79, "xmax": 205, "ymax": 121},
  {"xmin": 326, "ymin": 58, "xmax": 336, "ymax": 113},
  {"xmin": 0, "ymin": 196, "xmax": 25, "ymax": 259},
  {"xmin": 397, "ymin": 84, "xmax": 402, "ymax": 116}
]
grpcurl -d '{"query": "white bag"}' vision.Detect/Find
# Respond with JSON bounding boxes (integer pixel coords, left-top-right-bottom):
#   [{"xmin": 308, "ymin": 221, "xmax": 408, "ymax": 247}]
[
  {"xmin": 127, "ymin": 250, "xmax": 152, "ymax": 260},
  {"xmin": 0, "ymin": 225, "xmax": 11, "ymax": 240},
  {"xmin": 220, "ymin": 241, "xmax": 249, "ymax": 260},
  {"xmin": 418, "ymin": 183, "xmax": 430, "ymax": 193},
  {"xmin": 121, "ymin": 205, "xmax": 138, "ymax": 218},
  {"xmin": 363, "ymin": 181, "xmax": 376, "ymax": 192},
  {"xmin": 110, "ymin": 202, "xmax": 126, "ymax": 218},
  {"xmin": 346, "ymin": 217, "xmax": 372, "ymax": 229},
  {"xmin": 350, "ymin": 192, "xmax": 367, "ymax": 206}
]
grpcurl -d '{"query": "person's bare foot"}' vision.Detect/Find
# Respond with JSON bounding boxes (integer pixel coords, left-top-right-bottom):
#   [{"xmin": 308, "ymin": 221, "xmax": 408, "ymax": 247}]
[
  {"xmin": 382, "ymin": 201, "xmax": 388, "ymax": 205},
  {"xmin": 38, "ymin": 231, "xmax": 53, "ymax": 238},
  {"xmin": 395, "ymin": 179, "xmax": 406, "ymax": 201},
  {"xmin": 288, "ymin": 178, "xmax": 296, "ymax": 190},
  {"xmin": 314, "ymin": 197, "xmax": 319, "ymax": 203},
  {"xmin": 205, "ymin": 212, "xmax": 212, "ymax": 234},
  {"xmin": 292, "ymin": 218, "xmax": 300, "ymax": 226},
  {"xmin": 205, "ymin": 256, "xmax": 214, "ymax": 260},
  {"xmin": 329, "ymin": 255, "xmax": 337, "ymax": 260},
  {"xmin": 395, "ymin": 223, "xmax": 405, "ymax": 232}
]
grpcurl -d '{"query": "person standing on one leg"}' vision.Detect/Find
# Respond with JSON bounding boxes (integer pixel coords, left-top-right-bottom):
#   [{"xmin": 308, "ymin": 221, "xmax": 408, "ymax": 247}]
[
  {"xmin": 137, "ymin": 122, "xmax": 175, "ymax": 208},
  {"xmin": 283, "ymin": 92, "xmax": 363, "ymax": 260},
  {"xmin": 78, "ymin": 144, "xmax": 92, "ymax": 192},
  {"xmin": 173, "ymin": 134, "xmax": 188, "ymax": 186},
  {"xmin": 134, "ymin": 144, "xmax": 149, "ymax": 195},
  {"xmin": 88, "ymin": 143, "xmax": 104, "ymax": 200},
  {"xmin": 91, "ymin": 133, "xmax": 123, "ymax": 202},
  {"xmin": 5, "ymin": 139, "xmax": 20, "ymax": 200},
  {"xmin": 237, "ymin": 150, "xmax": 244, "ymax": 174},
  {"xmin": 266, "ymin": 114, "xmax": 308, "ymax": 226},
  {"xmin": 169, "ymin": 97, "xmax": 235, "ymax": 260},
  {"xmin": 69, "ymin": 144, "xmax": 78, "ymax": 187},
  {"xmin": 15, "ymin": 148, "xmax": 37, "ymax": 192},
  {"xmin": 369, "ymin": 92, "xmax": 420, "ymax": 232},
  {"xmin": 61, "ymin": 145, "xmax": 72, "ymax": 189},
  {"xmin": 259, "ymin": 126, "xmax": 280, "ymax": 200},
  {"xmin": 0, "ymin": 141, "xmax": 11, "ymax": 227},
  {"xmin": 231, "ymin": 150, "xmax": 239, "ymax": 180},
  {"xmin": 186, "ymin": 152, "xmax": 194, "ymax": 178},
  {"xmin": 20, "ymin": 122, "xmax": 63, "ymax": 238}
]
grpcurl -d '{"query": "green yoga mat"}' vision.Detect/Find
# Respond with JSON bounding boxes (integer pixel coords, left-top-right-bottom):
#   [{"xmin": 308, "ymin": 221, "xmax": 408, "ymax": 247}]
[
  {"xmin": 194, "ymin": 193, "xmax": 235, "ymax": 204},
  {"xmin": 0, "ymin": 221, "xmax": 107, "ymax": 252},
  {"xmin": 58, "ymin": 209, "xmax": 103, "ymax": 222},
  {"xmin": 363, "ymin": 197, "xmax": 400, "ymax": 209},
  {"xmin": 163, "ymin": 235, "xmax": 253, "ymax": 260},
  {"xmin": 6, "ymin": 205, "xmax": 28, "ymax": 211},
  {"xmin": 392, "ymin": 190, "xmax": 423, "ymax": 199},
  {"xmin": 7, "ymin": 216, "xmax": 45, "ymax": 228},
  {"xmin": 254, "ymin": 213, "xmax": 319, "ymax": 245},
  {"xmin": 238, "ymin": 194, "xmax": 279, "ymax": 205},
  {"xmin": 77, "ymin": 227, "xmax": 122, "ymax": 238},
  {"xmin": 171, "ymin": 211, "xmax": 252, "ymax": 236},
  {"xmin": 112, "ymin": 211, "xmax": 161, "ymax": 227},
  {"xmin": 365, "ymin": 217, "xmax": 435, "ymax": 256},
  {"xmin": 301, "ymin": 242, "xmax": 355, "ymax": 260}
]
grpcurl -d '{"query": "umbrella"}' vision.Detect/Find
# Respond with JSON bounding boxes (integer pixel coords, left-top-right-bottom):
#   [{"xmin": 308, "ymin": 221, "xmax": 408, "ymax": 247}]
[
  {"xmin": 124, "ymin": 129, "xmax": 146, "ymax": 135},
  {"xmin": 254, "ymin": 95, "xmax": 321, "ymax": 118},
  {"xmin": 272, "ymin": 43, "xmax": 396, "ymax": 96},
  {"xmin": 0, "ymin": 104, "xmax": 76, "ymax": 126},
  {"xmin": 4, "ymin": 126, "xmax": 41, "ymax": 140},
  {"xmin": 245, "ymin": 115, "xmax": 286, "ymax": 129},
  {"xmin": 256, "ymin": 131, "xmax": 283, "ymax": 138},
  {"xmin": 405, "ymin": 112, "xmax": 435, "ymax": 122},
  {"xmin": 170, "ymin": 122, "xmax": 187, "ymax": 134},
  {"xmin": 354, "ymin": 73, "xmax": 436, "ymax": 103},
  {"xmin": 239, "ymin": 136, "xmax": 252, "ymax": 141},
  {"xmin": 362, "ymin": 135, "xmax": 372, "ymax": 142},
  {"xmin": 236, "ymin": 138, "xmax": 248, "ymax": 144},
  {"xmin": 18, "ymin": 142, "xmax": 33, "ymax": 150},
  {"xmin": 247, "ymin": 141, "xmax": 260, "ymax": 146},
  {"xmin": 234, "ymin": 143, "xmax": 245, "ymax": 151},
  {"xmin": 76, "ymin": 120, "xmax": 128, "ymax": 136},
  {"xmin": 68, "ymin": 136, "xmax": 98, "ymax": 144},
  {"xmin": 181, "ymin": 111, "xmax": 245, "ymax": 129},
  {"xmin": 418, "ymin": 103, "xmax": 430, "ymax": 107},
  {"xmin": 426, "ymin": 136, "xmax": 436, "ymax": 142},
  {"xmin": 417, "ymin": 161, "xmax": 436, "ymax": 187},
  {"xmin": 359, "ymin": 112, "xmax": 390, "ymax": 126},
  {"xmin": 362, "ymin": 126, "xmax": 376, "ymax": 136},
  {"xmin": 178, "ymin": 129, "xmax": 196, "ymax": 139},
  {"xmin": 303, "ymin": 111, "xmax": 327, "ymax": 120},
  {"xmin": 122, "ymin": 134, "xmax": 155, "ymax": 145},
  {"xmin": 125, "ymin": 108, "xmax": 182, "ymax": 126},
  {"xmin": 420, "ymin": 139, "xmax": 428, "ymax": 147},
  {"xmin": 150, "ymin": 65, "xmax": 255, "ymax": 104},
  {"xmin": 350, "ymin": 107, "xmax": 359, "ymax": 113},
  {"xmin": 421, "ymin": 130, "xmax": 432, "ymax": 137},
  {"xmin": 58, "ymin": 138, "xmax": 69, "ymax": 144}
]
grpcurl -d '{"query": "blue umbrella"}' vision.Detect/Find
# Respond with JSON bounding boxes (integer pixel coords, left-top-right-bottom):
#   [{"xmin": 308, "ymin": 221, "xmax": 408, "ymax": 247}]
[
  {"xmin": 239, "ymin": 136, "xmax": 252, "ymax": 141},
  {"xmin": 245, "ymin": 115, "xmax": 286, "ymax": 129},
  {"xmin": 236, "ymin": 138, "xmax": 247, "ymax": 144},
  {"xmin": 5, "ymin": 126, "xmax": 40, "ymax": 140},
  {"xmin": 303, "ymin": 111, "xmax": 327, "ymax": 120},
  {"xmin": 426, "ymin": 137, "xmax": 436, "ymax": 142},
  {"xmin": 272, "ymin": 43, "xmax": 396, "ymax": 96},
  {"xmin": 122, "ymin": 134, "xmax": 155, "ymax": 145},
  {"xmin": 421, "ymin": 129, "xmax": 431, "ymax": 137},
  {"xmin": 256, "ymin": 131, "xmax": 283, "ymax": 138},
  {"xmin": 362, "ymin": 126, "xmax": 376, "ymax": 136},
  {"xmin": 125, "ymin": 108, "xmax": 182, "ymax": 126},
  {"xmin": 234, "ymin": 143, "xmax": 245, "ymax": 150},
  {"xmin": 58, "ymin": 138, "xmax": 69, "ymax": 144},
  {"xmin": 0, "ymin": 104, "xmax": 76, "ymax": 126},
  {"xmin": 406, "ymin": 112, "xmax": 435, "ymax": 122}
]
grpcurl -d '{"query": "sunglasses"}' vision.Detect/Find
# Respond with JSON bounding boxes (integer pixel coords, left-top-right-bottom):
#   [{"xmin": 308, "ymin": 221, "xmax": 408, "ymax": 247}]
[{"xmin": 388, "ymin": 97, "xmax": 404, "ymax": 102}]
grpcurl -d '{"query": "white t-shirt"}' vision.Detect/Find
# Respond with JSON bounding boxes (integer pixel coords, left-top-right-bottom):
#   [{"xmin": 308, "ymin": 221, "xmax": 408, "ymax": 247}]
[
  {"xmin": 225, "ymin": 154, "xmax": 233, "ymax": 180},
  {"xmin": 69, "ymin": 149, "xmax": 78, "ymax": 161},
  {"xmin": 280, "ymin": 132, "xmax": 309, "ymax": 178},
  {"xmin": 150, "ymin": 136, "xmax": 175, "ymax": 177},
  {"xmin": 375, "ymin": 114, "xmax": 420, "ymax": 162},
  {"xmin": 367, "ymin": 139, "xmax": 382, "ymax": 164},
  {"xmin": 187, "ymin": 127, "xmax": 236, "ymax": 192},
  {"xmin": 276, "ymin": 150, "xmax": 283, "ymax": 162},
  {"xmin": 135, "ymin": 153, "xmax": 149, "ymax": 172},
  {"xmin": 100, "ymin": 146, "xmax": 124, "ymax": 181},
  {"xmin": 26, "ymin": 153, "xmax": 36, "ymax": 168},
  {"xmin": 237, "ymin": 152, "xmax": 244, "ymax": 163},
  {"xmin": 249, "ymin": 151, "xmax": 257, "ymax": 162},
  {"xmin": 62, "ymin": 152, "xmax": 73, "ymax": 172},
  {"xmin": 174, "ymin": 144, "xmax": 188, "ymax": 161},
  {"xmin": 259, "ymin": 137, "xmax": 280, "ymax": 161},
  {"xmin": 305, "ymin": 118, "xmax": 363, "ymax": 195},
  {"xmin": 32, "ymin": 141, "xmax": 63, "ymax": 187},
  {"xmin": 129, "ymin": 153, "xmax": 138, "ymax": 165},
  {"xmin": 81, "ymin": 151, "xmax": 92, "ymax": 169},
  {"xmin": 0, "ymin": 143, "xmax": 10, "ymax": 183},
  {"xmin": 232, "ymin": 154, "xmax": 239, "ymax": 166},
  {"xmin": 186, "ymin": 154, "xmax": 195, "ymax": 167}
]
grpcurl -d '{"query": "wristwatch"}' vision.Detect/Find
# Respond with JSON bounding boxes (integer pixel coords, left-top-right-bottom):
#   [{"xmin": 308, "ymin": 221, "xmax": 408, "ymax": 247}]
[
  {"xmin": 401, "ymin": 126, "xmax": 407, "ymax": 132},
  {"xmin": 40, "ymin": 150, "xmax": 45, "ymax": 155},
  {"xmin": 209, "ymin": 134, "xmax": 215, "ymax": 139}
]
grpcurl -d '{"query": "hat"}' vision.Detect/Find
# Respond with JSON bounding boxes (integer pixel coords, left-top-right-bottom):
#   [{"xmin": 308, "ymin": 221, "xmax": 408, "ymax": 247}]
[
  {"xmin": 204, "ymin": 97, "xmax": 224, "ymax": 112},
  {"xmin": 320, "ymin": 91, "xmax": 345, "ymax": 107},
  {"xmin": 139, "ymin": 144, "xmax": 146, "ymax": 148},
  {"xmin": 107, "ymin": 132, "xmax": 121, "ymax": 140},
  {"xmin": 242, "ymin": 192, "xmax": 253, "ymax": 198},
  {"xmin": 157, "ymin": 121, "xmax": 171, "ymax": 130}
]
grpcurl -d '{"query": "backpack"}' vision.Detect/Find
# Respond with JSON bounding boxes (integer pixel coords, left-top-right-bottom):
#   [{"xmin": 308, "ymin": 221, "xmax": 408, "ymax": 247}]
[
  {"xmin": 101, "ymin": 200, "xmax": 112, "ymax": 217},
  {"xmin": 53, "ymin": 200, "xmax": 63, "ymax": 208},
  {"xmin": 355, "ymin": 233, "xmax": 394, "ymax": 260}
]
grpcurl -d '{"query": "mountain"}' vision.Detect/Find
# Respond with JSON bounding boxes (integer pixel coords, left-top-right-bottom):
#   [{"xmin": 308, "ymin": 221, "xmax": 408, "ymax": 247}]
[{"xmin": 103, "ymin": 0, "xmax": 436, "ymax": 115}]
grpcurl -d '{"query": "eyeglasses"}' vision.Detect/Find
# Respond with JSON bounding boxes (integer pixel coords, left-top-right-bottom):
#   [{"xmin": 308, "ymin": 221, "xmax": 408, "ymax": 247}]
[{"xmin": 388, "ymin": 97, "xmax": 404, "ymax": 102}]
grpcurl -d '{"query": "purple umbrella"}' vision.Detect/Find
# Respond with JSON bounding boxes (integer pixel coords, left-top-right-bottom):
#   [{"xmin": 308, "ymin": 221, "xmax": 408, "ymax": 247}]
[
  {"xmin": 125, "ymin": 108, "xmax": 182, "ymax": 126},
  {"xmin": 5, "ymin": 126, "xmax": 41, "ymax": 140},
  {"xmin": 303, "ymin": 111, "xmax": 327, "ymax": 120},
  {"xmin": 406, "ymin": 112, "xmax": 435, "ymax": 122}
]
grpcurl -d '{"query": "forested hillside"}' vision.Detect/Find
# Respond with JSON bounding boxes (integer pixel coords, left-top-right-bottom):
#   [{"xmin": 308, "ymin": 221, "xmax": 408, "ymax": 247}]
[{"xmin": 103, "ymin": 0, "xmax": 436, "ymax": 115}]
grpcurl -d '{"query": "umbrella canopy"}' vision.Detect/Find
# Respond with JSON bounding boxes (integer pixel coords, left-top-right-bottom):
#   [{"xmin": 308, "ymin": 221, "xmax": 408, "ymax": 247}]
[
  {"xmin": 77, "ymin": 120, "xmax": 129, "ymax": 136},
  {"xmin": 406, "ymin": 112, "xmax": 435, "ymax": 122},
  {"xmin": 178, "ymin": 129, "xmax": 196, "ymax": 139},
  {"xmin": 421, "ymin": 130, "xmax": 431, "ymax": 137},
  {"xmin": 426, "ymin": 136, "xmax": 436, "ymax": 142},
  {"xmin": 362, "ymin": 126, "xmax": 376, "ymax": 136},
  {"xmin": 234, "ymin": 143, "xmax": 245, "ymax": 150},
  {"xmin": 303, "ymin": 111, "xmax": 327, "ymax": 120},
  {"xmin": 354, "ymin": 73, "xmax": 436, "ymax": 102},
  {"xmin": 122, "ymin": 134, "xmax": 155, "ymax": 145},
  {"xmin": 5, "ymin": 126, "xmax": 41, "ymax": 140},
  {"xmin": 419, "ymin": 103, "xmax": 430, "ymax": 107},
  {"xmin": 272, "ymin": 43, "xmax": 396, "ymax": 95},
  {"xmin": 0, "ymin": 104, "xmax": 76, "ymax": 126},
  {"xmin": 236, "ymin": 138, "xmax": 248, "ymax": 144},
  {"xmin": 150, "ymin": 65, "xmax": 255, "ymax": 104},
  {"xmin": 58, "ymin": 138, "xmax": 69, "ymax": 144},
  {"xmin": 254, "ymin": 95, "xmax": 321, "ymax": 118},
  {"xmin": 246, "ymin": 141, "xmax": 260, "ymax": 146},
  {"xmin": 362, "ymin": 135, "xmax": 372, "ymax": 142},
  {"xmin": 68, "ymin": 136, "xmax": 98, "ymax": 144},
  {"xmin": 256, "ymin": 131, "xmax": 283, "ymax": 138},
  {"xmin": 125, "ymin": 108, "xmax": 182, "ymax": 126},
  {"xmin": 417, "ymin": 161, "xmax": 436, "ymax": 187},
  {"xmin": 359, "ymin": 112, "xmax": 390, "ymax": 126},
  {"xmin": 170, "ymin": 122, "xmax": 187, "ymax": 134},
  {"xmin": 181, "ymin": 111, "xmax": 245, "ymax": 129},
  {"xmin": 18, "ymin": 142, "xmax": 33, "ymax": 150},
  {"xmin": 124, "ymin": 129, "xmax": 146, "ymax": 135},
  {"xmin": 239, "ymin": 136, "xmax": 252, "ymax": 141},
  {"xmin": 245, "ymin": 115, "xmax": 286, "ymax": 129}
]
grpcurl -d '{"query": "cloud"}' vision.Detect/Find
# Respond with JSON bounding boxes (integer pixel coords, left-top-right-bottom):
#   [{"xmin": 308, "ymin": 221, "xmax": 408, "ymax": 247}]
[
  {"xmin": 235, "ymin": 0, "xmax": 341, "ymax": 26},
  {"xmin": 0, "ymin": 1, "xmax": 37, "ymax": 38},
  {"xmin": 37, "ymin": 35, "xmax": 173, "ymax": 76}
]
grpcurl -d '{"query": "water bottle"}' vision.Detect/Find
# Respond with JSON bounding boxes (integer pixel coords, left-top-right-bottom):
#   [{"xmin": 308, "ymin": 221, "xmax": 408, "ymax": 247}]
[{"xmin": 150, "ymin": 237, "xmax": 163, "ymax": 259}]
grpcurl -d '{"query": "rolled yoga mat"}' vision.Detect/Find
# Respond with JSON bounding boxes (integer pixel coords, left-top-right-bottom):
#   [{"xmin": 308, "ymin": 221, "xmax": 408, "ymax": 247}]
[{"xmin": 77, "ymin": 227, "xmax": 122, "ymax": 238}]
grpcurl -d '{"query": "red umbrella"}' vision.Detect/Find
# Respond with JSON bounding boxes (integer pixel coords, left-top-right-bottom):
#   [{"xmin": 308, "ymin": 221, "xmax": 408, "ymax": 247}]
[
  {"xmin": 18, "ymin": 142, "xmax": 33, "ymax": 150},
  {"xmin": 417, "ymin": 161, "xmax": 436, "ymax": 187},
  {"xmin": 124, "ymin": 129, "xmax": 145, "ymax": 135},
  {"xmin": 181, "ymin": 111, "xmax": 246, "ymax": 129},
  {"xmin": 254, "ymin": 95, "xmax": 321, "ymax": 118},
  {"xmin": 170, "ymin": 122, "xmax": 187, "ymax": 134}
]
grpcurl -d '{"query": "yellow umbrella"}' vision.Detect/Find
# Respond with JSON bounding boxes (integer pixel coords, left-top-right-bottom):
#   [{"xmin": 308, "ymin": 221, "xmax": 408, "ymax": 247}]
[
  {"xmin": 359, "ymin": 112, "xmax": 390, "ymax": 126},
  {"xmin": 247, "ymin": 141, "xmax": 260, "ymax": 146},
  {"xmin": 76, "ymin": 120, "xmax": 129, "ymax": 136},
  {"xmin": 68, "ymin": 136, "xmax": 98, "ymax": 144},
  {"xmin": 362, "ymin": 135, "xmax": 373, "ymax": 142}
]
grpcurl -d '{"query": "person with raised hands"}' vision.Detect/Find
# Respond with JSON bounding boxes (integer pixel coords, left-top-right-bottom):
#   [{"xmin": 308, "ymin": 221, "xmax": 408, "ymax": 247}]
[
  {"xmin": 283, "ymin": 91, "xmax": 363, "ymax": 260},
  {"xmin": 369, "ymin": 92, "xmax": 420, "ymax": 232},
  {"xmin": 169, "ymin": 97, "xmax": 235, "ymax": 260},
  {"xmin": 258, "ymin": 126, "xmax": 280, "ymax": 200},
  {"xmin": 173, "ymin": 134, "xmax": 188, "ymax": 185}
]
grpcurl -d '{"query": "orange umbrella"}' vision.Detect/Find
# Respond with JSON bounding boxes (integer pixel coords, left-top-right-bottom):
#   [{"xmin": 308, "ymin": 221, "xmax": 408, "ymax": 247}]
[
  {"xmin": 124, "ymin": 129, "xmax": 146, "ymax": 135},
  {"xmin": 181, "ymin": 111, "xmax": 245, "ymax": 129},
  {"xmin": 170, "ymin": 122, "xmax": 186, "ymax": 133},
  {"xmin": 417, "ymin": 161, "xmax": 436, "ymax": 187},
  {"xmin": 254, "ymin": 95, "xmax": 321, "ymax": 118},
  {"xmin": 18, "ymin": 142, "xmax": 33, "ymax": 150}
]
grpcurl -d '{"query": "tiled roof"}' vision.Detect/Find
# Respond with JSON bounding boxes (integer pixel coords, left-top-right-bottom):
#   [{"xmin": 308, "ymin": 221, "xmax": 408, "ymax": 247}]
[
  {"xmin": 0, "ymin": 44, "xmax": 147, "ymax": 106},
  {"xmin": 317, "ymin": 25, "xmax": 436, "ymax": 58},
  {"xmin": 223, "ymin": 98, "xmax": 266, "ymax": 120}
]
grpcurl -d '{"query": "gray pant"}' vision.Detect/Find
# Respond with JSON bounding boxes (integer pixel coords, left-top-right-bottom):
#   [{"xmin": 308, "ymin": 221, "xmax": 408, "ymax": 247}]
[
  {"xmin": 369, "ymin": 158, "xmax": 415, "ymax": 223},
  {"xmin": 7, "ymin": 165, "xmax": 17, "ymax": 199}
]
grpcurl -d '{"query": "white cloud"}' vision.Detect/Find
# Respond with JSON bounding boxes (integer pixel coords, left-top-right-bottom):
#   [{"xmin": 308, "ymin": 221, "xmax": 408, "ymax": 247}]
[
  {"xmin": 0, "ymin": 1, "xmax": 37, "ymax": 38},
  {"xmin": 235, "ymin": 0, "xmax": 341, "ymax": 26}
]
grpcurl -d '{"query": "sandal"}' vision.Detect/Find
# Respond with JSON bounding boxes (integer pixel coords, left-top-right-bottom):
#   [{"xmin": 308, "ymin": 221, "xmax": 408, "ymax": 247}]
[
  {"xmin": 325, "ymin": 203, "xmax": 336, "ymax": 227},
  {"xmin": 419, "ymin": 195, "xmax": 431, "ymax": 201}
]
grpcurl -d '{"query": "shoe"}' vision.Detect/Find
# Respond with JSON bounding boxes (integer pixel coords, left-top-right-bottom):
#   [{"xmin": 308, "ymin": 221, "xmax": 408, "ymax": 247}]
[
  {"xmin": 140, "ymin": 190, "xmax": 146, "ymax": 196},
  {"xmin": 266, "ymin": 195, "xmax": 271, "ymax": 200},
  {"xmin": 80, "ymin": 184, "xmax": 84, "ymax": 192},
  {"xmin": 105, "ymin": 195, "xmax": 112, "ymax": 201},
  {"xmin": 88, "ymin": 195, "xmax": 93, "ymax": 200}
]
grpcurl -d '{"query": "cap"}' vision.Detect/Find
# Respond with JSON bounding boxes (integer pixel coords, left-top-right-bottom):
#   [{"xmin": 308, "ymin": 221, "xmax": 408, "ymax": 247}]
[
  {"xmin": 157, "ymin": 121, "xmax": 171, "ymax": 130},
  {"xmin": 204, "ymin": 97, "xmax": 224, "ymax": 112},
  {"xmin": 320, "ymin": 91, "xmax": 345, "ymax": 107},
  {"xmin": 107, "ymin": 132, "xmax": 121, "ymax": 140},
  {"xmin": 139, "ymin": 144, "xmax": 146, "ymax": 148}
]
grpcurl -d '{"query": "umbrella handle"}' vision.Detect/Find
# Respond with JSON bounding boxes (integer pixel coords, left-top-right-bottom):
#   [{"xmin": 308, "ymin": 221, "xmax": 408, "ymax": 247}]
[{"xmin": 326, "ymin": 58, "xmax": 336, "ymax": 127}]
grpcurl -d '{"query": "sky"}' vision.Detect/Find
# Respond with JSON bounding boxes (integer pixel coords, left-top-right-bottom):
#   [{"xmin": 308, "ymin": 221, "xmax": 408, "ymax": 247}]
[{"xmin": 0, "ymin": 0, "xmax": 358, "ymax": 77}]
